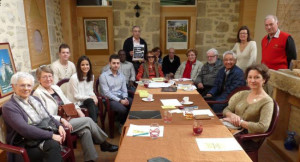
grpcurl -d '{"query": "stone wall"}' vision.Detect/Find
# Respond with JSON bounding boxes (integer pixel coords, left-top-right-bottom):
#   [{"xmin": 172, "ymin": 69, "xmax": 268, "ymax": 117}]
[
  {"xmin": 113, "ymin": 0, "xmax": 160, "ymax": 53},
  {"xmin": 45, "ymin": 0, "xmax": 64, "ymax": 62},
  {"xmin": 0, "ymin": 0, "xmax": 63, "ymax": 72},
  {"xmin": 277, "ymin": 0, "xmax": 300, "ymax": 60},
  {"xmin": 196, "ymin": 0, "xmax": 240, "ymax": 61}
]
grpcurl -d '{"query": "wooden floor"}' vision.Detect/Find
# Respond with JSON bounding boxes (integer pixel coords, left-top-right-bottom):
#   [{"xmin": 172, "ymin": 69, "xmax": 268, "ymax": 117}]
[{"xmin": 74, "ymin": 120, "xmax": 286, "ymax": 162}]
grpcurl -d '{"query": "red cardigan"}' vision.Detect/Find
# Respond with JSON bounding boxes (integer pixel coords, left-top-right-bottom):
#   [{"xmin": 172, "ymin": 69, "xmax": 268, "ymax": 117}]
[{"xmin": 261, "ymin": 31, "xmax": 290, "ymax": 70}]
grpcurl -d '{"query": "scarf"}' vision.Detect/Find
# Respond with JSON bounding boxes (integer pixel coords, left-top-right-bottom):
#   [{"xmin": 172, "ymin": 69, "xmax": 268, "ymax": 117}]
[
  {"xmin": 142, "ymin": 62, "xmax": 160, "ymax": 78},
  {"xmin": 13, "ymin": 94, "xmax": 49, "ymax": 125},
  {"xmin": 182, "ymin": 59, "xmax": 196, "ymax": 78}
]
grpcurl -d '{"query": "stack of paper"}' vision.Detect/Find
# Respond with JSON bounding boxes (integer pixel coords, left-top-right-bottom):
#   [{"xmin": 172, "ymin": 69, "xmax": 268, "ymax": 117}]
[
  {"xmin": 148, "ymin": 82, "xmax": 171, "ymax": 88},
  {"xmin": 192, "ymin": 109, "xmax": 214, "ymax": 116},
  {"xmin": 196, "ymin": 138, "xmax": 243, "ymax": 151},
  {"xmin": 152, "ymin": 77, "xmax": 165, "ymax": 82},
  {"xmin": 126, "ymin": 124, "xmax": 164, "ymax": 137},
  {"xmin": 138, "ymin": 90, "xmax": 149, "ymax": 98},
  {"xmin": 160, "ymin": 99, "xmax": 182, "ymax": 106}
]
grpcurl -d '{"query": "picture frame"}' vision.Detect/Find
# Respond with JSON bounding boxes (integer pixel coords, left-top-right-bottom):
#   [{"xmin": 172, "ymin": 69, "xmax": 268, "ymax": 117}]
[
  {"xmin": 0, "ymin": 43, "xmax": 16, "ymax": 98},
  {"xmin": 84, "ymin": 18, "xmax": 108, "ymax": 50},
  {"xmin": 165, "ymin": 17, "xmax": 190, "ymax": 53}
]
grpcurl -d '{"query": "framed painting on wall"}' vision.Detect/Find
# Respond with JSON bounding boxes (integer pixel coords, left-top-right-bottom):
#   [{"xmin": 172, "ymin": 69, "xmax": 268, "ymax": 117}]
[
  {"xmin": 0, "ymin": 43, "xmax": 16, "ymax": 98},
  {"xmin": 84, "ymin": 18, "xmax": 108, "ymax": 50},
  {"xmin": 166, "ymin": 17, "xmax": 190, "ymax": 52}
]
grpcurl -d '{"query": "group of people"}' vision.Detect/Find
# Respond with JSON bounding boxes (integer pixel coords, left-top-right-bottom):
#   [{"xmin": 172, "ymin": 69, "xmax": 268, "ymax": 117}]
[{"xmin": 1, "ymin": 14, "xmax": 297, "ymax": 162}]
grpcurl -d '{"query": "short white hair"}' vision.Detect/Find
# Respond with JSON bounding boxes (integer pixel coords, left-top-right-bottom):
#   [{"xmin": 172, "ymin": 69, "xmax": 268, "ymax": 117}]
[
  {"xmin": 222, "ymin": 51, "xmax": 237, "ymax": 60},
  {"xmin": 265, "ymin": 15, "xmax": 278, "ymax": 23},
  {"xmin": 207, "ymin": 48, "xmax": 218, "ymax": 56},
  {"xmin": 11, "ymin": 72, "xmax": 34, "ymax": 85}
]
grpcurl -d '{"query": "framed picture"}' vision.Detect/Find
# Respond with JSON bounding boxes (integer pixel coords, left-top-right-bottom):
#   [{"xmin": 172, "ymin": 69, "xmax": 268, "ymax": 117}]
[
  {"xmin": 0, "ymin": 43, "xmax": 16, "ymax": 98},
  {"xmin": 84, "ymin": 18, "xmax": 108, "ymax": 50},
  {"xmin": 166, "ymin": 18, "xmax": 190, "ymax": 51}
]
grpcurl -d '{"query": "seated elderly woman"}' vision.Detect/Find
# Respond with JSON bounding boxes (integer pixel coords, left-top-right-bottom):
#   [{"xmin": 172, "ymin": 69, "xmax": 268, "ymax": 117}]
[
  {"xmin": 175, "ymin": 48, "xmax": 203, "ymax": 82},
  {"xmin": 2, "ymin": 72, "xmax": 65, "ymax": 162},
  {"xmin": 33, "ymin": 65, "xmax": 118, "ymax": 162},
  {"xmin": 136, "ymin": 51, "xmax": 164, "ymax": 81},
  {"xmin": 222, "ymin": 64, "xmax": 274, "ymax": 148}
]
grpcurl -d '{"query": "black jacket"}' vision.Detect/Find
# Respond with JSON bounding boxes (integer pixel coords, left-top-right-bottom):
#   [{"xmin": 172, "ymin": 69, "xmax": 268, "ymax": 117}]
[{"xmin": 123, "ymin": 36, "xmax": 148, "ymax": 62}]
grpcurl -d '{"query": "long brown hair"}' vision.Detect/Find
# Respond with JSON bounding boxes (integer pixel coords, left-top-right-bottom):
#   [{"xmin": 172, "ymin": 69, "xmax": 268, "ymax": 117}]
[{"xmin": 76, "ymin": 55, "xmax": 93, "ymax": 82}]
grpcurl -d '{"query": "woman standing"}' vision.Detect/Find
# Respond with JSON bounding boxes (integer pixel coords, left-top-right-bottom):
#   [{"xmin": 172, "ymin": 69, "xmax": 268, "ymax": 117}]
[
  {"xmin": 232, "ymin": 26, "xmax": 257, "ymax": 71},
  {"xmin": 66, "ymin": 55, "xmax": 98, "ymax": 123},
  {"xmin": 136, "ymin": 51, "xmax": 164, "ymax": 81},
  {"xmin": 175, "ymin": 48, "xmax": 203, "ymax": 82}
]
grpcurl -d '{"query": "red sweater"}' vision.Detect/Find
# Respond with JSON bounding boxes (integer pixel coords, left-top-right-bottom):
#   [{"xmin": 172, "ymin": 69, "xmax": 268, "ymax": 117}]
[{"xmin": 261, "ymin": 31, "xmax": 290, "ymax": 70}]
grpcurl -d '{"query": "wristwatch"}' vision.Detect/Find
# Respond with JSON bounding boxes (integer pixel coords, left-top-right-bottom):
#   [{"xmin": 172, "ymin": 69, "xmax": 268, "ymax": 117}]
[{"xmin": 239, "ymin": 119, "xmax": 244, "ymax": 126}]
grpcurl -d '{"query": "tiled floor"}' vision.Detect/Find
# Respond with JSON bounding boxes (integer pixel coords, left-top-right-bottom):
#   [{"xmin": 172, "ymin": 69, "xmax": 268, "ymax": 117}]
[{"xmin": 73, "ymin": 121, "xmax": 287, "ymax": 162}]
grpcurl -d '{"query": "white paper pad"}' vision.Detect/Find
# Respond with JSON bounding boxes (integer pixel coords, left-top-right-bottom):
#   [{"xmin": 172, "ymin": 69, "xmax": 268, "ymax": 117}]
[
  {"xmin": 196, "ymin": 138, "xmax": 243, "ymax": 151},
  {"xmin": 173, "ymin": 78, "xmax": 192, "ymax": 81},
  {"xmin": 169, "ymin": 109, "xmax": 184, "ymax": 113},
  {"xmin": 126, "ymin": 124, "xmax": 164, "ymax": 137},
  {"xmin": 192, "ymin": 109, "xmax": 214, "ymax": 117},
  {"xmin": 160, "ymin": 99, "xmax": 183, "ymax": 106},
  {"xmin": 148, "ymin": 82, "xmax": 171, "ymax": 88}
]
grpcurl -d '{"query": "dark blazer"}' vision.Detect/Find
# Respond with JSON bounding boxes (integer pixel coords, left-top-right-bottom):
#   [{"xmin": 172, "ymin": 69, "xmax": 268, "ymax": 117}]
[
  {"xmin": 2, "ymin": 96, "xmax": 61, "ymax": 162},
  {"xmin": 123, "ymin": 36, "xmax": 148, "ymax": 62},
  {"xmin": 208, "ymin": 65, "xmax": 245, "ymax": 100},
  {"xmin": 162, "ymin": 55, "xmax": 181, "ymax": 75}
]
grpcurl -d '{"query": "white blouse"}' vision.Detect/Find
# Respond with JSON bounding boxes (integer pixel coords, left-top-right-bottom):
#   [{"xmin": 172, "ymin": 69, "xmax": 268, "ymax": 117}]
[{"xmin": 232, "ymin": 41, "xmax": 257, "ymax": 71}]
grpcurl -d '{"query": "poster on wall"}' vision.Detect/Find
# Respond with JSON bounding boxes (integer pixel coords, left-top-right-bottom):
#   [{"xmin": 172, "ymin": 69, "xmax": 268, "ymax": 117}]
[
  {"xmin": 0, "ymin": 43, "xmax": 16, "ymax": 98},
  {"xmin": 84, "ymin": 19, "xmax": 108, "ymax": 50},
  {"xmin": 133, "ymin": 44, "xmax": 145, "ymax": 61},
  {"xmin": 166, "ymin": 19, "xmax": 189, "ymax": 50}
]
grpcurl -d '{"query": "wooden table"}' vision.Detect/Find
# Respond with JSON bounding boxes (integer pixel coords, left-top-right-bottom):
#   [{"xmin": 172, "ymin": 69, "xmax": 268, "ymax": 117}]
[{"xmin": 116, "ymin": 85, "xmax": 252, "ymax": 162}]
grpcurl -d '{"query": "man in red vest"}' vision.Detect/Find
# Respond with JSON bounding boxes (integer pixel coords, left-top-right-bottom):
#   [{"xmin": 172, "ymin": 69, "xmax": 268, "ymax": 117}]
[{"xmin": 261, "ymin": 15, "xmax": 297, "ymax": 70}]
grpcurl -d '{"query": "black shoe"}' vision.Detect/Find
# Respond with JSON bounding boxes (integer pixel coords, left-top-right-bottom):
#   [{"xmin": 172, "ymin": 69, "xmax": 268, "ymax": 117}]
[{"xmin": 100, "ymin": 141, "xmax": 119, "ymax": 152}]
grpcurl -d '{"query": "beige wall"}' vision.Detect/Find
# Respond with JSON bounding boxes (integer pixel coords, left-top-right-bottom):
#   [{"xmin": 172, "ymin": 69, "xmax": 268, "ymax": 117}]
[{"xmin": 253, "ymin": 0, "xmax": 278, "ymax": 63}]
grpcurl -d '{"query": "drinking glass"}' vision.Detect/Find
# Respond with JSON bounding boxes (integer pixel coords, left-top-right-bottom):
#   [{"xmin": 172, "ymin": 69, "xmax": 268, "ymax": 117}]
[
  {"xmin": 193, "ymin": 120, "xmax": 203, "ymax": 136},
  {"xmin": 185, "ymin": 108, "xmax": 193, "ymax": 120},
  {"xmin": 163, "ymin": 110, "xmax": 172, "ymax": 123},
  {"xmin": 149, "ymin": 123, "xmax": 160, "ymax": 139},
  {"xmin": 144, "ymin": 80, "xmax": 149, "ymax": 88}
]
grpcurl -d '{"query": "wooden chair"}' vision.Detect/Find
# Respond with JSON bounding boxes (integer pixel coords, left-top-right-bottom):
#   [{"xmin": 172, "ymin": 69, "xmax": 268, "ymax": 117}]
[
  {"xmin": 0, "ymin": 107, "xmax": 75, "ymax": 162},
  {"xmin": 236, "ymin": 99, "xmax": 279, "ymax": 162},
  {"xmin": 205, "ymin": 86, "xmax": 250, "ymax": 117}
]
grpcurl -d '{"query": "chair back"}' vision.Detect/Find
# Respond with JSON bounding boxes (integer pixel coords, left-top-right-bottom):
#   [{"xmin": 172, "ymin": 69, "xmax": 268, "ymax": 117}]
[
  {"xmin": 94, "ymin": 78, "xmax": 101, "ymax": 97},
  {"xmin": 265, "ymin": 99, "xmax": 280, "ymax": 136},
  {"xmin": 56, "ymin": 78, "xmax": 70, "ymax": 96}
]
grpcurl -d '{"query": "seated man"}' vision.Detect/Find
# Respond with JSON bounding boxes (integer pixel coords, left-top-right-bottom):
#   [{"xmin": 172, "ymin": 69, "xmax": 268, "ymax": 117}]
[
  {"xmin": 102, "ymin": 50, "xmax": 136, "ymax": 92},
  {"xmin": 195, "ymin": 48, "xmax": 223, "ymax": 96},
  {"xmin": 162, "ymin": 48, "xmax": 181, "ymax": 76},
  {"xmin": 100, "ymin": 54, "xmax": 132, "ymax": 130},
  {"xmin": 206, "ymin": 51, "xmax": 246, "ymax": 113}
]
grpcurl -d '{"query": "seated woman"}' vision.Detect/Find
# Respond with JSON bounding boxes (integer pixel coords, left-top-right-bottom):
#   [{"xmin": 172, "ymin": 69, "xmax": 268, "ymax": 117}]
[
  {"xmin": 222, "ymin": 64, "xmax": 274, "ymax": 149},
  {"xmin": 175, "ymin": 48, "xmax": 203, "ymax": 82},
  {"xmin": 2, "ymin": 72, "xmax": 65, "ymax": 162},
  {"xmin": 136, "ymin": 51, "xmax": 164, "ymax": 81},
  {"xmin": 66, "ymin": 55, "xmax": 98, "ymax": 123},
  {"xmin": 152, "ymin": 47, "xmax": 163, "ymax": 65},
  {"xmin": 33, "ymin": 65, "xmax": 118, "ymax": 162}
]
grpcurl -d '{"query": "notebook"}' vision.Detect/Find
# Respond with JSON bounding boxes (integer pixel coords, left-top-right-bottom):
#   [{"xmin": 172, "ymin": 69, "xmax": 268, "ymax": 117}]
[
  {"xmin": 129, "ymin": 111, "xmax": 162, "ymax": 119},
  {"xmin": 161, "ymin": 87, "xmax": 177, "ymax": 92}
]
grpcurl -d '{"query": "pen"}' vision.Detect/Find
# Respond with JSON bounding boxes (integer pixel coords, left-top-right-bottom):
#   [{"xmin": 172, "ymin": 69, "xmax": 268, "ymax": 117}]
[{"xmin": 133, "ymin": 132, "xmax": 149, "ymax": 137}]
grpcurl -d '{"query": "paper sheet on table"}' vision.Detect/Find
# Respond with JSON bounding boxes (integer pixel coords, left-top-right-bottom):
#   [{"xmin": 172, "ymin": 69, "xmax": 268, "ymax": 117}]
[
  {"xmin": 148, "ymin": 82, "xmax": 171, "ymax": 88},
  {"xmin": 161, "ymin": 106, "xmax": 176, "ymax": 109},
  {"xmin": 169, "ymin": 109, "xmax": 184, "ymax": 113},
  {"xmin": 192, "ymin": 109, "xmax": 214, "ymax": 117},
  {"xmin": 138, "ymin": 90, "xmax": 149, "ymax": 98},
  {"xmin": 173, "ymin": 78, "xmax": 192, "ymax": 81},
  {"xmin": 177, "ymin": 84, "xmax": 195, "ymax": 90},
  {"xmin": 196, "ymin": 138, "xmax": 243, "ymax": 151},
  {"xmin": 126, "ymin": 124, "xmax": 164, "ymax": 137},
  {"xmin": 160, "ymin": 99, "xmax": 182, "ymax": 106},
  {"xmin": 152, "ymin": 77, "xmax": 165, "ymax": 82}
]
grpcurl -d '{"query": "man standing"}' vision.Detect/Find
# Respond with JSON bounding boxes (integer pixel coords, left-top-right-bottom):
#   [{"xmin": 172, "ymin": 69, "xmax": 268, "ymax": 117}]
[
  {"xmin": 102, "ymin": 50, "xmax": 136, "ymax": 91},
  {"xmin": 123, "ymin": 26, "xmax": 148, "ymax": 72},
  {"xmin": 51, "ymin": 43, "xmax": 76, "ymax": 84},
  {"xmin": 262, "ymin": 15, "xmax": 297, "ymax": 70},
  {"xmin": 206, "ymin": 51, "xmax": 245, "ymax": 113},
  {"xmin": 195, "ymin": 48, "xmax": 223, "ymax": 96},
  {"xmin": 162, "ymin": 48, "xmax": 181, "ymax": 76},
  {"xmin": 100, "ymin": 54, "xmax": 132, "ymax": 128}
]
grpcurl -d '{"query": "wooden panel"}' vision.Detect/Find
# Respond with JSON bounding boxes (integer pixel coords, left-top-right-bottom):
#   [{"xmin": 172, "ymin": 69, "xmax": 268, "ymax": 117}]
[
  {"xmin": 239, "ymin": 0, "xmax": 258, "ymax": 39},
  {"xmin": 24, "ymin": 0, "xmax": 51, "ymax": 69},
  {"xmin": 160, "ymin": 6, "xmax": 197, "ymax": 55}
]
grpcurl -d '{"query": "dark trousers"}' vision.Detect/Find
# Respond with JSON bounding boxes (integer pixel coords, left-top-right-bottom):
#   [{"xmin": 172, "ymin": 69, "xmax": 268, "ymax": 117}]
[
  {"xmin": 81, "ymin": 98, "xmax": 99, "ymax": 123},
  {"xmin": 109, "ymin": 97, "xmax": 132, "ymax": 124},
  {"xmin": 197, "ymin": 85, "xmax": 213, "ymax": 96},
  {"xmin": 26, "ymin": 139, "xmax": 62, "ymax": 162},
  {"xmin": 132, "ymin": 61, "xmax": 141, "ymax": 74}
]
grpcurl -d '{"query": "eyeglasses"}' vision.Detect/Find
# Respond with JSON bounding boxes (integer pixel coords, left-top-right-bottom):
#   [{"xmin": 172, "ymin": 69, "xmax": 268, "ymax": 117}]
[
  {"xmin": 207, "ymin": 56, "xmax": 216, "ymax": 58},
  {"xmin": 16, "ymin": 84, "xmax": 33, "ymax": 89},
  {"xmin": 41, "ymin": 75, "xmax": 53, "ymax": 79},
  {"xmin": 148, "ymin": 56, "xmax": 155, "ymax": 59},
  {"xmin": 239, "ymin": 33, "xmax": 248, "ymax": 35}
]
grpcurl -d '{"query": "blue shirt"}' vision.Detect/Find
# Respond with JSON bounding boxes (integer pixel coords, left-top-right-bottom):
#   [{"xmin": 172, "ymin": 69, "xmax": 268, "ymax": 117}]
[{"xmin": 99, "ymin": 69, "xmax": 128, "ymax": 101}]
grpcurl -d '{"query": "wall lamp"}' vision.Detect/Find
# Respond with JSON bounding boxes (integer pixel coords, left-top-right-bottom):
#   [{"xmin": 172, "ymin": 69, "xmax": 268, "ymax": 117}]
[{"xmin": 134, "ymin": 4, "xmax": 141, "ymax": 17}]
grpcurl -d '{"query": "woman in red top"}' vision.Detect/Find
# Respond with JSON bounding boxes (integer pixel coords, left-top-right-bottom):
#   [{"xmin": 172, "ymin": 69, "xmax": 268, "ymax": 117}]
[{"xmin": 136, "ymin": 51, "xmax": 164, "ymax": 81}]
